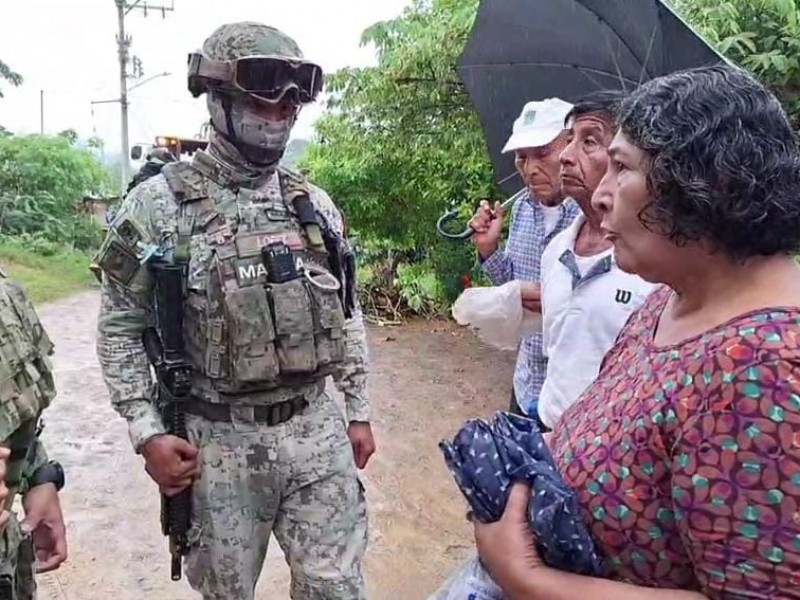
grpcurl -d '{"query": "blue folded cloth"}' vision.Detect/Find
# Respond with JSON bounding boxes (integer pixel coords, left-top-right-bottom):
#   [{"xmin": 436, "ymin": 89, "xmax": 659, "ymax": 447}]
[{"xmin": 439, "ymin": 411, "xmax": 604, "ymax": 576}]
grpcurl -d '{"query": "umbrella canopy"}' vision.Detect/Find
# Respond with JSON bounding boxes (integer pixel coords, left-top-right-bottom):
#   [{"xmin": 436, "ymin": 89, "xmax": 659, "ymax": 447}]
[
  {"xmin": 440, "ymin": 412, "xmax": 604, "ymax": 576},
  {"xmin": 459, "ymin": 0, "xmax": 728, "ymax": 195}
]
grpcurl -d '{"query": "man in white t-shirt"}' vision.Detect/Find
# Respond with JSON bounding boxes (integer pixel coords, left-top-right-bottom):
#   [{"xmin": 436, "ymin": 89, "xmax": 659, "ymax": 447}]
[
  {"xmin": 536, "ymin": 91, "xmax": 656, "ymax": 430},
  {"xmin": 468, "ymin": 99, "xmax": 580, "ymax": 417}
]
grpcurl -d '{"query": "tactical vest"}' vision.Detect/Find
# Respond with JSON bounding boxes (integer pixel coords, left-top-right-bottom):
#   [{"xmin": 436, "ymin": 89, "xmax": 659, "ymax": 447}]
[
  {"xmin": 0, "ymin": 274, "xmax": 56, "ymax": 446},
  {"xmin": 161, "ymin": 162, "xmax": 347, "ymax": 396}
]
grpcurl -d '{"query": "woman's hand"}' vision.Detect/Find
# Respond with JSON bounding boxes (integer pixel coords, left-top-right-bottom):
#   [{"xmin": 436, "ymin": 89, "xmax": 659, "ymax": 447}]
[
  {"xmin": 475, "ymin": 482, "xmax": 709, "ymax": 600},
  {"xmin": 473, "ymin": 482, "xmax": 543, "ymax": 593}
]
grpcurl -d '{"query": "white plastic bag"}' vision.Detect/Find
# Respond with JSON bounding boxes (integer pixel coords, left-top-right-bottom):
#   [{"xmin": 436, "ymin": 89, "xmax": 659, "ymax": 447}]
[
  {"xmin": 428, "ymin": 553, "xmax": 505, "ymax": 600},
  {"xmin": 452, "ymin": 280, "xmax": 542, "ymax": 350}
]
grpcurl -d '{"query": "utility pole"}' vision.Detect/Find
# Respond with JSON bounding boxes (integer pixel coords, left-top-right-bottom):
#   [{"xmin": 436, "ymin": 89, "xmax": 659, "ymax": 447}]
[
  {"xmin": 116, "ymin": 0, "xmax": 131, "ymax": 194},
  {"xmin": 91, "ymin": 72, "xmax": 169, "ymax": 130},
  {"xmin": 39, "ymin": 90, "xmax": 43, "ymax": 134},
  {"xmin": 113, "ymin": 0, "xmax": 174, "ymax": 194}
]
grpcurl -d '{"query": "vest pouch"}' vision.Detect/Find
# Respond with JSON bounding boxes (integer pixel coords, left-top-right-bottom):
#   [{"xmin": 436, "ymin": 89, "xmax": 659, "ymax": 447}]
[
  {"xmin": 0, "ymin": 337, "xmax": 32, "ymax": 443},
  {"xmin": 0, "ymin": 374, "xmax": 22, "ymax": 445},
  {"xmin": 306, "ymin": 273, "xmax": 346, "ymax": 367},
  {"xmin": 222, "ymin": 285, "xmax": 280, "ymax": 383},
  {"xmin": 269, "ymin": 279, "xmax": 318, "ymax": 373}
]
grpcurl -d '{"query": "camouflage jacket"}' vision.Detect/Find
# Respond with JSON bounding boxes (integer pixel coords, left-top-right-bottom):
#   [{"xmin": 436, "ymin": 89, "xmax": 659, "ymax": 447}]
[
  {"xmin": 94, "ymin": 160, "xmax": 371, "ymax": 451},
  {"xmin": 0, "ymin": 275, "xmax": 55, "ymax": 499}
]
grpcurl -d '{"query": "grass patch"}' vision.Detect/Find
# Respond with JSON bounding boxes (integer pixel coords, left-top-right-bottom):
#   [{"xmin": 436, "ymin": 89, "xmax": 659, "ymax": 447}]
[{"xmin": 0, "ymin": 240, "xmax": 97, "ymax": 304}]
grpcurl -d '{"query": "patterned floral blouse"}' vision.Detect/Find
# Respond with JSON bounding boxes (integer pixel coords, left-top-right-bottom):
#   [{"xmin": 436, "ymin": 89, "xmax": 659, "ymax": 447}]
[{"xmin": 552, "ymin": 286, "xmax": 800, "ymax": 598}]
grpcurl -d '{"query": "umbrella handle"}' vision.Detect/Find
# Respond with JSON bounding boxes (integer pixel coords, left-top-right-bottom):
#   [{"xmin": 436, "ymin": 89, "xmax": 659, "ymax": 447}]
[
  {"xmin": 436, "ymin": 207, "xmax": 476, "ymax": 240},
  {"xmin": 435, "ymin": 190, "xmax": 526, "ymax": 241}
]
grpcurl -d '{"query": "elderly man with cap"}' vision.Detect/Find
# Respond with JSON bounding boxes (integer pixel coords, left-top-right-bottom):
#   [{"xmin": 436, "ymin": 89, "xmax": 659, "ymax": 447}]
[{"xmin": 469, "ymin": 98, "xmax": 579, "ymax": 418}]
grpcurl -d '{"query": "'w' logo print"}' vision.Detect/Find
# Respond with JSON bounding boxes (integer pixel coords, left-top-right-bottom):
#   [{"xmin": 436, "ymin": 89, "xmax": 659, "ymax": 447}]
[{"xmin": 615, "ymin": 289, "xmax": 632, "ymax": 304}]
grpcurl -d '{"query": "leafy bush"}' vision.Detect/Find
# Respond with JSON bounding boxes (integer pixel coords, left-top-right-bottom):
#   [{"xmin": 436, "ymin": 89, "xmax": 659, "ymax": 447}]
[
  {"xmin": 303, "ymin": 0, "xmax": 498, "ymax": 316},
  {"xmin": 394, "ymin": 261, "xmax": 443, "ymax": 316},
  {"xmin": 671, "ymin": 0, "xmax": 800, "ymax": 127},
  {"xmin": 0, "ymin": 134, "xmax": 111, "ymax": 250}
]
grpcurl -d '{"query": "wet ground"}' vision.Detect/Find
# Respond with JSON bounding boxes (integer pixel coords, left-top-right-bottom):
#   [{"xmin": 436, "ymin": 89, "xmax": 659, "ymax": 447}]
[{"xmin": 34, "ymin": 291, "xmax": 515, "ymax": 599}]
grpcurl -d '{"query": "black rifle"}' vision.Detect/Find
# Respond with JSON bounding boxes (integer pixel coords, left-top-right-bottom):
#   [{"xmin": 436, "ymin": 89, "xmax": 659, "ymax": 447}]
[
  {"xmin": 320, "ymin": 223, "xmax": 356, "ymax": 319},
  {"xmin": 142, "ymin": 258, "xmax": 192, "ymax": 581}
]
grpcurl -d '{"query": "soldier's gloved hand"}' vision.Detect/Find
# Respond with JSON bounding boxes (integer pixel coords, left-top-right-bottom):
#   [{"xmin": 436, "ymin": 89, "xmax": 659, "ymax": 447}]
[
  {"xmin": 0, "ymin": 446, "xmax": 10, "ymax": 531},
  {"xmin": 21, "ymin": 483, "xmax": 68, "ymax": 573},
  {"xmin": 140, "ymin": 434, "xmax": 200, "ymax": 497},
  {"xmin": 347, "ymin": 422, "xmax": 376, "ymax": 470}
]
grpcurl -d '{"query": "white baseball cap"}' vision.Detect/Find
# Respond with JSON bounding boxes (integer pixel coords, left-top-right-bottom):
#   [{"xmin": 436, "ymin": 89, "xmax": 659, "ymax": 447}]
[{"xmin": 502, "ymin": 98, "xmax": 574, "ymax": 154}]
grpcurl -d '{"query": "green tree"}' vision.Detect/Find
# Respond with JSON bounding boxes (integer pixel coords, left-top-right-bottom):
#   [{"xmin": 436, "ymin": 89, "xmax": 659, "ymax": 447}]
[
  {"xmin": 307, "ymin": 0, "xmax": 800, "ymax": 311},
  {"xmin": 304, "ymin": 0, "xmax": 491, "ymax": 304},
  {"xmin": 58, "ymin": 128, "xmax": 79, "ymax": 145},
  {"xmin": 0, "ymin": 134, "xmax": 113, "ymax": 249},
  {"xmin": 673, "ymin": 0, "xmax": 800, "ymax": 124},
  {"xmin": 0, "ymin": 58, "xmax": 22, "ymax": 98}
]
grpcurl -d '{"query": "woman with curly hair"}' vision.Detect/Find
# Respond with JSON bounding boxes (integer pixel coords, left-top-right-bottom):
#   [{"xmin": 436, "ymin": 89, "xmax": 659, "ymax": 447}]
[{"xmin": 473, "ymin": 64, "xmax": 800, "ymax": 599}]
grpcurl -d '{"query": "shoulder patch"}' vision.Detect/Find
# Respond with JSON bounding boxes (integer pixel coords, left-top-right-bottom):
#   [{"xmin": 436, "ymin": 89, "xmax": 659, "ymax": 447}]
[
  {"xmin": 97, "ymin": 238, "xmax": 140, "ymax": 286},
  {"xmin": 95, "ymin": 214, "xmax": 148, "ymax": 286},
  {"xmin": 115, "ymin": 217, "xmax": 146, "ymax": 248}
]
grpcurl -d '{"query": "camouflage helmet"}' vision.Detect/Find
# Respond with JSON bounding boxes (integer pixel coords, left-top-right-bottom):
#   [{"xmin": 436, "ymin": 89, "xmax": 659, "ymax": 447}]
[
  {"xmin": 146, "ymin": 147, "xmax": 176, "ymax": 163},
  {"xmin": 188, "ymin": 21, "xmax": 320, "ymax": 167},
  {"xmin": 188, "ymin": 21, "xmax": 322, "ymax": 102},
  {"xmin": 201, "ymin": 21, "xmax": 304, "ymax": 62}
]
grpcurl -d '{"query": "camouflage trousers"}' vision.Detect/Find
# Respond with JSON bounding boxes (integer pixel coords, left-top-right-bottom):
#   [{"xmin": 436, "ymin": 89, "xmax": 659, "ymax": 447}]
[
  {"xmin": 184, "ymin": 392, "xmax": 368, "ymax": 600},
  {"xmin": 0, "ymin": 511, "xmax": 37, "ymax": 600}
]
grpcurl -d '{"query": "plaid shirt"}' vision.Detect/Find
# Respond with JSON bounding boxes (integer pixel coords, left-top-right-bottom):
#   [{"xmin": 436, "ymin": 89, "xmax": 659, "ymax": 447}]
[{"xmin": 480, "ymin": 193, "xmax": 579, "ymax": 415}]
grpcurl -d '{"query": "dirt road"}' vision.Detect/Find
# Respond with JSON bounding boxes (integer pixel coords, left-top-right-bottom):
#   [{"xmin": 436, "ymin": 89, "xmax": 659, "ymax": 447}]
[{"xmin": 33, "ymin": 290, "xmax": 515, "ymax": 599}]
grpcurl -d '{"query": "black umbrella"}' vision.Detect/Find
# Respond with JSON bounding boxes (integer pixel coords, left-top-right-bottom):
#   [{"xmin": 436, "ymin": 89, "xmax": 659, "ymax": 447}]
[{"xmin": 436, "ymin": 0, "xmax": 727, "ymax": 239}]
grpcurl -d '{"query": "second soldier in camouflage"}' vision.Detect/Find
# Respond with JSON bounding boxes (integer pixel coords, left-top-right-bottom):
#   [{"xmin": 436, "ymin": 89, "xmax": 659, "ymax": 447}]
[{"xmin": 94, "ymin": 21, "xmax": 375, "ymax": 600}]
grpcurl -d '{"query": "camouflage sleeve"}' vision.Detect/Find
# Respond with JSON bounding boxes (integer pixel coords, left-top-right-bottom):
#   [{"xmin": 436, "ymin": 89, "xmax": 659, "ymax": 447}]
[
  {"xmin": 21, "ymin": 437, "xmax": 48, "ymax": 483},
  {"xmin": 309, "ymin": 184, "xmax": 371, "ymax": 423},
  {"xmin": 335, "ymin": 307, "xmax": 371, "ymax": 422},
  {"xmin": 94, "ymin": 178, "xmax": 175, "ymax": 451}
]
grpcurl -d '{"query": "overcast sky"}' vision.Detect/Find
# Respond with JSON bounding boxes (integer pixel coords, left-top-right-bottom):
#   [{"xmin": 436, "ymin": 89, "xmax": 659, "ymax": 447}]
[{"xmin": 0, "ymin": 0, "xmax": 410, "ymax": 157}]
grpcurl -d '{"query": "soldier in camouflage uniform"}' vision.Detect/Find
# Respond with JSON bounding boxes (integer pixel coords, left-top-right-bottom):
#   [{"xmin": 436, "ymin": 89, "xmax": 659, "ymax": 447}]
[
  {"xmin": 0, "ymin": 272, "xmax": 68, "ymax": 599},
  {"xmin": 124, "ymin": 147, "xmax": 177, "ymax": 197},
  {"xmin": 94, "ymin": 21, "xmax": 375, "ymax": 600}
]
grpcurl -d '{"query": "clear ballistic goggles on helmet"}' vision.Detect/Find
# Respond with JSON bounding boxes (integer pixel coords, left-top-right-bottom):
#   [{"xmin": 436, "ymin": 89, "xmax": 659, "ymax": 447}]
[{"xmin": 187, "ymin": 53, "xmax": 324, "ymax": 104}]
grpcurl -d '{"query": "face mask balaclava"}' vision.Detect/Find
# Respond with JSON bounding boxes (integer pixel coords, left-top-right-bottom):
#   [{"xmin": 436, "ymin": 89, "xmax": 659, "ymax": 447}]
[{"xmin": 206, "ymin": 89, "xmax": 298, "ymax": 178}]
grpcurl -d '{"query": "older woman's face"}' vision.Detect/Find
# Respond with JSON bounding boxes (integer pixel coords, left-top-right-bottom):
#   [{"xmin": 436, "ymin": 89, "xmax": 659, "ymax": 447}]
[{"xmin": 591, "ymin": 131, "xmax": 676, "ymax": 281}]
